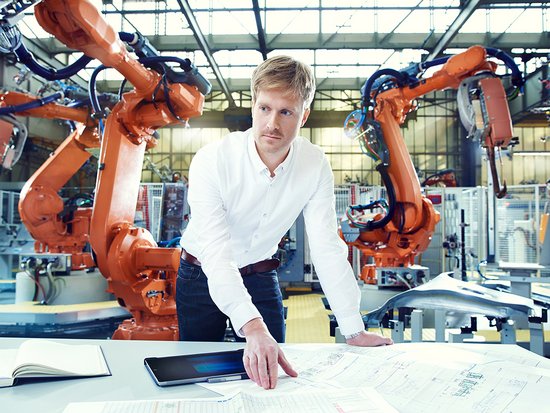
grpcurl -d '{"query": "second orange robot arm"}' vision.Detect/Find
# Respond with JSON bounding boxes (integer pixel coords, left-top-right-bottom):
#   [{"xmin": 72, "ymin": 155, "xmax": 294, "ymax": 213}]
[{"xmin": 1, "ymin": 91, "xmax": 100, "ymax": 270}]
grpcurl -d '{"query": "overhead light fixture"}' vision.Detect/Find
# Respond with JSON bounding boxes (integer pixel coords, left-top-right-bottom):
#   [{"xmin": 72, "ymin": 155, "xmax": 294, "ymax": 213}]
[{"xmin": 514, "ymin": 151, "xmax": 550, "ymax": 156}]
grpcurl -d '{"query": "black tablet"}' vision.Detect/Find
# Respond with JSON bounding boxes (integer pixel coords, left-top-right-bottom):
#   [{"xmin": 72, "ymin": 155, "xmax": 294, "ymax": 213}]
[{"xmin": 144, "ymin": 348, "xmax": 248, "ymax": 386}]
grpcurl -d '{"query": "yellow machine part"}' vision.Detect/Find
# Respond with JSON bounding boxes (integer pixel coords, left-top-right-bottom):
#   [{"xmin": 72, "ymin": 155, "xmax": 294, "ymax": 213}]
[{"xmin": 541, "ymin": 213, "xmax": 549, "ymax": 244}]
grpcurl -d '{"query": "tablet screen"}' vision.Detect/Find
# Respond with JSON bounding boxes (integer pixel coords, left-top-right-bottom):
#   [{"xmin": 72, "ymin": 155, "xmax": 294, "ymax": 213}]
[{"xmin": 144, "ymin": 348, "xmax": 247, "ymax": 385}]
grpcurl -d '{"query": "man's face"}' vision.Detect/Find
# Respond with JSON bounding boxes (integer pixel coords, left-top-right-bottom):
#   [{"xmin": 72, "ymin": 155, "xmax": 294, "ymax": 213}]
[{"xmin": 251, "ymin": 88, "xmax": 310, "ymax": 158}]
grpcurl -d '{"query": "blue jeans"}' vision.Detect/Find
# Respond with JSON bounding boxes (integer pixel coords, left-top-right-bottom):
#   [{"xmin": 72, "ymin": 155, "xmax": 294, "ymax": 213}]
[{"xmin": 176, "ymin": 259, "xmax": 285, "ymax": 343}]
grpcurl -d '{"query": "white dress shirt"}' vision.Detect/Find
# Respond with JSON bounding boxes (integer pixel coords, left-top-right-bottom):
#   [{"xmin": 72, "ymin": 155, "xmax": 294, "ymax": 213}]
[{"xmin": 180, "ymin": 129, "xmax": 364, "ymax": 337}]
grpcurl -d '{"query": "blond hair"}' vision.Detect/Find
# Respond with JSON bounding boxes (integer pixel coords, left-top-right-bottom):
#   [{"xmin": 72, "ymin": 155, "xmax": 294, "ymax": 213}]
[{"xmin": 251, "ymin": 55, "xmax": 316, "ymax": 109}]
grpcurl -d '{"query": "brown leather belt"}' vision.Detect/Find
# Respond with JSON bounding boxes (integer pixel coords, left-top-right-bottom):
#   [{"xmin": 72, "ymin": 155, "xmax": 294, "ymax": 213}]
[{"xmin": 181, "ymin": 249, "xmax": 280, "ymax": 276}]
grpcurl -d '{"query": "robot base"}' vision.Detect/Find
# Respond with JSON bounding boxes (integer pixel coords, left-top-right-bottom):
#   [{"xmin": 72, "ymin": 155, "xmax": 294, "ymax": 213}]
[{"xmin": 112, "ymin": 316, "xmax": 179, "ymax": 340}]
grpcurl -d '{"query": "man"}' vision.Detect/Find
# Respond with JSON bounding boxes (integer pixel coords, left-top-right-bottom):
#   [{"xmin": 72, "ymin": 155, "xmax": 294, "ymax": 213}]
[{"xmin": 176, "ymin": 55, "xmax": 392, "ymax": 390}]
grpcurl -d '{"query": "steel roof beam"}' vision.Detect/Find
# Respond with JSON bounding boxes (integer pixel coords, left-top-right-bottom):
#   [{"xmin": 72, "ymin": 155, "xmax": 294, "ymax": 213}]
[
  {"xmin": 426, "ymin": 0, "xmax": 481, "ymax": 60},
  {"xmin": 252, "ymin": 0, "xmax": 268, "ymax": 60},
  {"xmin": 38, "ymin": 32, "xmax": 548, "ymax": 54},
  {"xmin": 176, "ymin": 0, "xmax": 236, "ymax": 108}
]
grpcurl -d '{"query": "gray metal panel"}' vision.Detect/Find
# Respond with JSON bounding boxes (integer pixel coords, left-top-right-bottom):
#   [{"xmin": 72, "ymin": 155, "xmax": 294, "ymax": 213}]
[{"xmin": 38, "ymin": 33, "xmax": 550, "ymax": 54}]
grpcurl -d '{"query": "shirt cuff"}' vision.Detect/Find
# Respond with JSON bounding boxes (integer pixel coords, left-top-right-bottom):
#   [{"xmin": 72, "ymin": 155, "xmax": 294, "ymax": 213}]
[
  {"xmin": 229, "ymin": 301, "xmax": 263, "ymax": 338},
  {"xmin": 336, "ymin": 312, "xmax": 365, "ymax": 337}
]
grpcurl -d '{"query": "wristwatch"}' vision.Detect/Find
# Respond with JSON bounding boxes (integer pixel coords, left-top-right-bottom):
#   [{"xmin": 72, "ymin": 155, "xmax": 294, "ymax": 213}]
[{"xmin": 344, "ymin": 330, "xmax": 364, "ymax": 340}]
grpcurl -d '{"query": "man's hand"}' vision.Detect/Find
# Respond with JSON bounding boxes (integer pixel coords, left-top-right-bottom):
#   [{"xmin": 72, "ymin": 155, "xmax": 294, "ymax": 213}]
[
  {"xmin": 346, "ymin": 330, "xmax": 393, "ymax": 347},
  {"xmin": 242, "ymin": 318, "xmax": 298, "ymax": 389}
]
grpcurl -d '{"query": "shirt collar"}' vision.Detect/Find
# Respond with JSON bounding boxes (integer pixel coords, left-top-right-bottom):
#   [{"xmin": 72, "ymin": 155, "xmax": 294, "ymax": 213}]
[{"xmin": 246, "ymin": 129, "xmax": 296, "ymax": 176}]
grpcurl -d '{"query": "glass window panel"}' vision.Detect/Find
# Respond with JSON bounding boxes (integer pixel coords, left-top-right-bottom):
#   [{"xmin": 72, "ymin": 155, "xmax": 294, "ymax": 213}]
[
  {"xmin": 315, "ymin": 0, "xmax": 367, "ymax": 6},
  {"xmin": 382, "ymin": 49, "xmax": 426, "ymax": 70},
  {"xmin": 432, "ymin": 9, "xmax": 460, "ymax": 32},
  {"xmin": 330, "ymin": 154, "xmax": 342, "ymax": 170},
  {"xmin": 266, "ymin": 0, "xmax": 320, "ymax": 8},
  {"xmin": 460, "ymin": 9, "xmax": 488, "ymax": 33},
  {"xmin": 123, "ymin": 14, "xmax": 163, "ymax": 36},
  {"xmin": 322, "ymin": 0, "xmax": 430, "ymax": 9},
  {"xmin": 219, "ymin": 65, "xmax": 256, "ymax": 80},
  {"xmin": 268, "ymin": 49, "xmax": 315, "ymax": 65},
  {"xmin": 111, "ymin": 1, "xmax": 158, "ymax": 11},
  {"xmin": 366, "ymin": 0, "xmax": 423, "ymax": 6},
  {"xmin": 315, "ymin": 49, "xmax": 357, "ymax": 65},
  {"xmin": 169, "ymin": 128, "xmax": 188, "ymax": 152},
  {"xmin": 437, "ymin": 48, "xmax": 467, "ymax": 56},
  {"xmin": 164, "ymin": 0, "xmax": 182, "ymax": 8},
  {"xmin": 186, "ymin": 0, "xmax": 201, "ymax": 8},
  {"xmin": 434, "ymin": 118, "xmax": 449, "ymax": 148},
  {"xmin": 489, "ymin": 8, "xmax": 542, "ymax": 33},
  {"xmin": 321, "ymin": 10, "xmax": 375, "ymax": 34},
  {"xmin": 265, "ymin": 11, "xmax": 319, "ymax": 34},
  {"xmin": 193, "ymin": 11, "xmax": 213, "ymax": 35},
  {"xmin": 156, "ymin": 130, "xmax": 171, "ymax": 152},
  {"xmin": 102, "ymin": 12, "xmax": 123, "ymax": 32},
  {"xmin": 393, "ymin": 10, "xmax": 432, "ymax": 33},
  {"xmin": 430, "ymin": 0, "xmax": 461, "ymax": 6},
  {"xmin": 214, "ymin": 50, "xmax": 264, "ymax": 65},
  {"xmin": 519, "ymin": 128, "xmax": 535, "ymax": 151},
  {"xmin": 333, "ymin": 171, "xmax": 345, "ymax": 184},
  {"xmin": 314, "ymin": 65, "xmax": 349, "ymax": 79},
  {"xmin": 204, "ymin": 11, "xmax": 258, "ymax": 35},
  {"xmin": 165, "ymin": 12, "xmax": 191, "ymax": 34},
  {"xmin": 315, "ymin": 49, "xmax": 394, "ymax": 66},
  {"xmin": 376, "ymin": 10, "xmax": 414, "ymax": 33},
  {"xmin": 533, "ymin": 127, "xmax": 550, "ymax": 151},
  {"xmin": 188, "ymin": 0, "xmax": 253, "ymax": 8},
  {"xmin": 19, "ymin": 16, "xmax": 51, "ymax": 38},
  {"xmin": 424, "ymin": 118, "xmax": 438, "ymax": 152},
  {"xmin": 425, "ymin": 153, "xmax": 436, "ymax": 171}
]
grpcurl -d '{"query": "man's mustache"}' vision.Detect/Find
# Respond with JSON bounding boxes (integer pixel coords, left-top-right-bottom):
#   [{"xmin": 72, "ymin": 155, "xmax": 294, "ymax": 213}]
[{"xmin": 262, "ymin": 129, "xmax": 283, "ymax": 137}]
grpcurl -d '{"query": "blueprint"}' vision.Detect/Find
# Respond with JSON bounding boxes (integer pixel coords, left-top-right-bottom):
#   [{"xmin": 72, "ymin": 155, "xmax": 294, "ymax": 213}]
[
  {"xmin": 200, "ymin": 343, "xmax": 550, "ymax": 413},
  {"xmin": 62, "ymin": 387, "xmax": 397, "ymax": 413}
]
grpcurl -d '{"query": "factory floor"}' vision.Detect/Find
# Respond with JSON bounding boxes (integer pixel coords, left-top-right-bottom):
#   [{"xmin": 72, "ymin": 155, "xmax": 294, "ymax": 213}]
[
  {"xmin": 2, "ymin": 287, "xmax": 549, "ymax": 345},
  {"xmin": 282, "ymin": 291, "xmax": 550, "ymax": 346},
  {"xmin": 284, "ymin": 293, "xmax": 334, "ymax": 343}
]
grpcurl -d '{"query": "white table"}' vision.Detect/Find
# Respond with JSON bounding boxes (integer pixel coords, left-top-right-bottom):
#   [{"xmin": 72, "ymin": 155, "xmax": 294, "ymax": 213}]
[
  {"xmin": 1, "ymin": 338, "xmax": 243, "ymax": 413},
  {"xmin": 3, "ymin": 338, "xmax": 550, "ymax": 413}
]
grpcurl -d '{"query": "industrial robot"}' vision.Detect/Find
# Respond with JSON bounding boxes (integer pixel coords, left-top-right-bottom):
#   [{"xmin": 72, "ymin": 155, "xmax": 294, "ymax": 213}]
[
  {"xmin": 341, "ymin": 46, "xmax": 522, "ymax": 289},
  {"xmin": 0, "ymin": 88, "xmax": 104, "ymax": 271},
  {"xmin": 0, "ymin": 0, "xmax": 210, "ymax": 339}
]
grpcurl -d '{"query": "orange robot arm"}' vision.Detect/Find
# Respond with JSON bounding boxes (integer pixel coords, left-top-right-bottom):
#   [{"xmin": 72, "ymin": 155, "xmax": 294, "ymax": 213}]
[
  {"xmin": 342, "ymin": 46, "xmax": 520, "ymax": 281},
  {"xmin": 0, "ymin": 90, "xmax": 99, "ymax": 270},
  {"xmin": 30, "ymin": 0, "xmax": 208, "ymax": 339}
]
